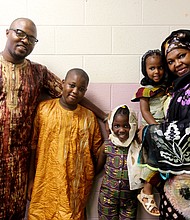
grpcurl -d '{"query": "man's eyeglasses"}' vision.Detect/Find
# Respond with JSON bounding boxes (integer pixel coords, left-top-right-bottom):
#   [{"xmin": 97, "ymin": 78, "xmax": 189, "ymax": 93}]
[{"xmin": 9, "ymin": 29, "xmax": 38, "ymax": 45}]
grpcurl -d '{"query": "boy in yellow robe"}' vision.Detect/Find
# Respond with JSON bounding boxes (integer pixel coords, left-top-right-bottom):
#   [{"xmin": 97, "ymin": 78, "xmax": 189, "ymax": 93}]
[{"xmin": 27, "ymin": 68, "xmax": 103, "ymax": 220}]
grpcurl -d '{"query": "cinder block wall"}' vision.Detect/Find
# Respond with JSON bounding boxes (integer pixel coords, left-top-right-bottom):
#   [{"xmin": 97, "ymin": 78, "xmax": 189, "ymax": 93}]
[
  {"xmin": 1, "ymin": 1, "xmax": 190, "ymax": 219},
  {"xmin": 1, "ymin": 0, "xmax": 190, "ymax": 84}
]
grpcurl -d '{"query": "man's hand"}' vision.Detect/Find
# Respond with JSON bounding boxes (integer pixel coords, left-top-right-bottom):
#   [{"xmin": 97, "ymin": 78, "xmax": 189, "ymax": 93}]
[{"xmin": 27, "ymin": 180, "xmax": 34, "ymax": 201}]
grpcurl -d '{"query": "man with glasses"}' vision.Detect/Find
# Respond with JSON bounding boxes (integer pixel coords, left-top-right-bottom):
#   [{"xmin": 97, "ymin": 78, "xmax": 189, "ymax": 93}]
[
  {"xmin": 0, "ymin": 17, "xmax": 108, "ymax": 220},
  {"xmin": 0, "ymin": 18, "xmax": 107, "ymax": 220},
  {"xmin": 0, "ymin": 17, "xmax": 63, "ymax": 220}
]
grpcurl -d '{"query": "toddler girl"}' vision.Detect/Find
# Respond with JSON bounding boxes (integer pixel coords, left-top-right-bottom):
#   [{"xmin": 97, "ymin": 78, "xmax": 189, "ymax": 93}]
[{"xmin": 131, "ymin": 49, "xmax": 168, "ymax": 216}]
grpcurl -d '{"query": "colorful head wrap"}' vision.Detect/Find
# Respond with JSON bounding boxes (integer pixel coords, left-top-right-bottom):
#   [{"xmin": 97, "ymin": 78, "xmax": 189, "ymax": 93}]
[
  {"xmin": 161, "ymin": 29, "xmax": 190, "ymax": 57},
  {"xmin": 108, "ymin": 104, "xmax": 138, "ymax": 147}
]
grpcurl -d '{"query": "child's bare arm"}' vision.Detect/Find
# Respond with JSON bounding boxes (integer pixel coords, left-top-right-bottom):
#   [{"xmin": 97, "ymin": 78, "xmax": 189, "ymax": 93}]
[
  {"xmin": 140, "ymin": 97, "xmax": 158, "ymax": 125},
  {"xmin": 95, "ymin": 144, "xmax": 106, "ymax": 175}
]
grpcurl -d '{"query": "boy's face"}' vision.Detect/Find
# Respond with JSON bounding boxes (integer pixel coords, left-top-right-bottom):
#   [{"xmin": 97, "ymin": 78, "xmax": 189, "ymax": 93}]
[
  {"xmin": 62, "ymin": 71, "xmax": 88, "ymax": 108},
  {"xmin": 112, "ymin": 114, "xmax": 131, "ymax": 143}
]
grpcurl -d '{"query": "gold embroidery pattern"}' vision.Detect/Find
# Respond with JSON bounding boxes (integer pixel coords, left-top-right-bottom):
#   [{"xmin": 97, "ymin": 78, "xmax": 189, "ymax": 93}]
[{"xmin": 0, "ymin": 56, "xmax": 24, "ymax": 109}]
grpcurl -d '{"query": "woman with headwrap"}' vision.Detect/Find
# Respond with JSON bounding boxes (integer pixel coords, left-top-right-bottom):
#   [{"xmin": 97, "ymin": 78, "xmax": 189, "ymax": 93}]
[
  {"xmin": 96, "ymin": 105, "xmax": 143, "ymax": 219},
  {"xmin": 139, "ymin": 29, "xmax": 190, "ymax": 219}
]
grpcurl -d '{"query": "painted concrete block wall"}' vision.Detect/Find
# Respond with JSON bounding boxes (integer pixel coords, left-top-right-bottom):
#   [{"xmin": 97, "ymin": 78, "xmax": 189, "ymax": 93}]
[
  {"xmin": 1, "ymin": 0, "xmax": 190, "ymax": 219},
  {"xmin": 1, "ymin": 0, "xmax": 190, "ymax": 83}
]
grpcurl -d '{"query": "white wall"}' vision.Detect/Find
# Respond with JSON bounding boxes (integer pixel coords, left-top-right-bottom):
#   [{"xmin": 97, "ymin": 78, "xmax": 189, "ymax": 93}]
[
  {"xmin": 1, "ymin": 0, "xmax": 190, "ymax": 83},
  {"xmin": 2, "ymin": 1, "xmax": 190, "ymax": 219}
]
